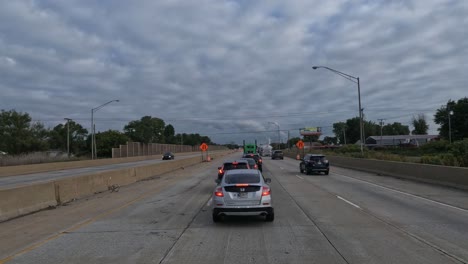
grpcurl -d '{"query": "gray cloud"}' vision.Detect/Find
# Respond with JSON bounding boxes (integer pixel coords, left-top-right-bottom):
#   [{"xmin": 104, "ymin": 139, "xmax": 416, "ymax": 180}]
[{"xmin": 1, "ymin": 0, "xmax": 467, "ymax": 144}]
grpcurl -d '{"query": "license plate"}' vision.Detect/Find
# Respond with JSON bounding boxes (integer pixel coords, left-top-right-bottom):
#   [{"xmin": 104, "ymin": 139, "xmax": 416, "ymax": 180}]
[{"xmin": 238, "ymin": 192, "xmax": 248, "ymax": 198}]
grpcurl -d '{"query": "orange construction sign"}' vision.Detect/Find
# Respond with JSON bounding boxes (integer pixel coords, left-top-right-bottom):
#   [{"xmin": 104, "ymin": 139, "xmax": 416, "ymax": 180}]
[
  {"xmin": 296, "ymin": 140, "xmax": 304, "ymax": 149},
  {"xmin": 200, "ymin": 143, "xmax": 208, "ymax": 151}
]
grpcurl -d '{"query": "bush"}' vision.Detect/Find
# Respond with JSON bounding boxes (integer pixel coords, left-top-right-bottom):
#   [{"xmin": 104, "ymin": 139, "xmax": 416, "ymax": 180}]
[
  {"xmin": 419, "ymin": 140, "xmax": 450, "ymax": 154},
  {"xmin": 420, "ymin": 153, "xmax": 460, "ymax": 166},
  {"xmin": 449, "ymin": 139, "xmax": 468, "ymax": 166}
]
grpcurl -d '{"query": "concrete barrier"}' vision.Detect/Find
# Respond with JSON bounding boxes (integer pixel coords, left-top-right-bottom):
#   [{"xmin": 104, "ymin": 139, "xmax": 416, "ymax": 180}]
[
  {"xmin": 0, "ymin": 182, "xmax": 57, "ymax": 222},
  {"xmin": 0, "ymin": 150, "xmax": 228, "ymax": 178},
  {"xmin": 328, "ymin": 156, "xmax": 468, "ymax": 190},
  {"xmin": 0, "ymin": 150, "xmax": 232, "ymax": 221}
]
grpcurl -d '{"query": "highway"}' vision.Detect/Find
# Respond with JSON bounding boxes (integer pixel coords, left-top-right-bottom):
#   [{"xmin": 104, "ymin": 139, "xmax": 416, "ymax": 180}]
[
  {"xmin": 1, "ymin": 152, "xmax": 468, "ymax": 263},
  {"xmin": 0, "ymin": 152, "xmax": 211, "ymax": 189}
]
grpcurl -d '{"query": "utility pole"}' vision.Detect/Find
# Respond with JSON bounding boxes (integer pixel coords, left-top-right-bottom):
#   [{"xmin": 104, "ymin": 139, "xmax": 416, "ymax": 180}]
[
  {"xmin": 378, "ymin": 119, "xmax": 385, "ymax": 146},
  {"xmin": 64, "ymin": 118, "xmax": 72, "ymax": 157}
]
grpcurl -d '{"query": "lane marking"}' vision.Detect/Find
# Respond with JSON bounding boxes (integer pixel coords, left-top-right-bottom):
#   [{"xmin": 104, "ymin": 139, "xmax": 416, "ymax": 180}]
[
  {"xmin": 206, "ymin": 198, "xmax": 213, "ymax": 207},
  {"xmin": 337, "ymin": 195, "xmax": 361, "ymax": 209},
  {"xmin": 333, "ymin": 172, "xmax": 468, "ymax": 214},
  {"xmin": 296, "ymin": 175, "xmax": 304, "ymax": 180},
  {"xmin": 280, "ymin": 167, "xmax": 284, "ymax": 170}
]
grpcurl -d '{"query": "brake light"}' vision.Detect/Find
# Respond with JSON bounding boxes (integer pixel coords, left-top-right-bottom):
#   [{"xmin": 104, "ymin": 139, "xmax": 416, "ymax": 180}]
[
  {"xmin": 254, "ymin": 164, "xmax": 258, "ymax": 169},
  {"xmin": 259, "ymin": 158, "xmax": 262, "ymax": 163},
  {"xmin": 214, "ymin": 187, "xmax": 224, "ymax": 197},
  {"xmin": 218, "ymin": 169, "xmax": 223, "ymax": 174},
  {"xmin": 236, "ymin": 184, "xmax": 249, "ymax": 187},
  {"xmin": 262, "ymin": 186, "xmax": 270, "ymax": 196},
  {"xmin": 232, "ymin": 161, "xmax": 239, "ymax": 165}
]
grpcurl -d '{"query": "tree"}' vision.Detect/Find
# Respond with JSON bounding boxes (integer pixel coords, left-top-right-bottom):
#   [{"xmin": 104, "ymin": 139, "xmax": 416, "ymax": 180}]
[
  {"xmin": 382, "ymin": 122, "xmax": 410, "ymax": 135},
  {"xmin": 49, "ymin": 121, "xmax": 89, "ymax": 155},
  {"xmin": 333, "ymin": 122, "xmax": 347, "ymax": 144},
  {"xmin": 411, "ymin": 114, "xmax": 429, "ymax": 135},
  {"xmin": 28, "ymin": 122, "xmax": 50, "ymax": 152},
  {"xmin": 94, "ymin": 130, "xmax": 129, "ymax": 158},
  {"xmin": 434, "ymin": 98, "xmax": 468, "ymax": 142},
  {"xmin": 124, "ymin": 116, "xmax": 165, "ymax": 143},
  {"xmin": 0, "ymin": 110, "xmax": 49, "ymax": 154},
  {"xmin": 287, "ymin": 137, "xmax": 301, "ymax": 147},
  {"xmin": 163, "ymin": 124, "xmax": 175, "ymax": 144},
  {"xmin": 322, "ymin": 136, "xmax": 337, "ymax": 145}
]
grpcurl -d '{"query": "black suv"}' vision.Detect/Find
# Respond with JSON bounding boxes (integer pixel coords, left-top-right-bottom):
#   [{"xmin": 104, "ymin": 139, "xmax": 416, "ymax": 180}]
[
  {"xmin": 271, "ymin": 150, "xmax": 284, "ymax": 160},
  {"xmin": 242, "ymin": 153, "xmax": 263, "ymax": 171},
  {"xmin": 299, "ymin": 154, "xmax": 329, "ymax": 175}
]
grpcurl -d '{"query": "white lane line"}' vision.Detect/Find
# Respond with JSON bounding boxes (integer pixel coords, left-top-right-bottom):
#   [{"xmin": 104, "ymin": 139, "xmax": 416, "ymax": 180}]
[
  {"xmin": 296, "ymin": 175, "xmax": 304, "ymax": 180},
  {"xmin": 337, "ymin": 195, "xmax": 361, "ymax": 209},
  {"xmin": 280, "ymin": 167, "xmax": 284, "ymax": 170},
  {"xmin": 333, "ymin": 172, "xmax": 468, "ymax": 213},
  {"xmin": 206, "ymin": 198, "xmax": 213, "ymax": 207}
]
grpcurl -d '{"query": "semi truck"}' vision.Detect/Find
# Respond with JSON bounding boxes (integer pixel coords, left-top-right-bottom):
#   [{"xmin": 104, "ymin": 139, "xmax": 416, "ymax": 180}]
[{"xmin": 243, "ymin": 140, "xmax": 257, "ymax": 154}]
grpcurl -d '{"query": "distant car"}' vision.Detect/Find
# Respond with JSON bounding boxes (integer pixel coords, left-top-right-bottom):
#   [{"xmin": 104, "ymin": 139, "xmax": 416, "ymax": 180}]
[
  {"xmin": 271, "ymin": 150, "xmax": 284, "ymax": 160},
  {"xmin": 217, "ymin": 160, "xmax": 250, "ymax": 181},
  {"xmin": 242, "ymin": 153, "xmax": 263, "ymax": 171},
  {"xmin": 212, "ymin": 169, "xmax": 274, "ymax": 222},
  {"xmin": 162, "ymin": 152, "xmax": 175, "ymax": 160},
  {"xmin": 240, "ymin": 157, "xmax": 258, "ymax": 170},
  {"xmin": 300, "ymin": 154, "xmax": 329, "ymax": 175}
]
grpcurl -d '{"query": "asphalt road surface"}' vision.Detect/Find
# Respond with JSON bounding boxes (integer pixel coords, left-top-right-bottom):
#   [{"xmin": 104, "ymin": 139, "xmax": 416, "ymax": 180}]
[{"xmin": 1, "ymin": 152, "xmax": 468, "ymax": 264}]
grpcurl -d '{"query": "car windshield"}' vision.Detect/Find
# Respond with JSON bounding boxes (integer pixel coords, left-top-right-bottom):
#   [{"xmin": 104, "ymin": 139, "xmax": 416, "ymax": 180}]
[{"xmin": 224, "ymin": 173, "xmax": 260, "ymax": 184}]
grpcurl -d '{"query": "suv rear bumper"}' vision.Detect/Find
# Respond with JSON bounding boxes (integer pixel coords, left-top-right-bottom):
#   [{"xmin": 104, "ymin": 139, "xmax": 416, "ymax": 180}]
[{"xmin": 213, "ymin": 207, "xmax": 273, "ymax": 216}]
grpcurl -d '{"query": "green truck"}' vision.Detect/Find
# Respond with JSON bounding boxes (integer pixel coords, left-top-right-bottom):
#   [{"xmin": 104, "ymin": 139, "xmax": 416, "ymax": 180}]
[{"xmin": 243, "ymin": 140, "xmax": 257, "ymax": 154}]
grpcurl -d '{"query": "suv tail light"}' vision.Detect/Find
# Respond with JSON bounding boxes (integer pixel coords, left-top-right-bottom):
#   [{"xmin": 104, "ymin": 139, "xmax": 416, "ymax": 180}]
[
  {"xmin": 215, "ymin": 187, "xmax": 224, "ymax": 197},
  {"xmin": 262, "ymin": 186, "xmax": 270, "ymax": 196},
  {"xmin": 259, "ymin": 158, "xmax": 263, "ymax": 163},
  {"xmin": 218, "ymin": 168, "xmax": 224, "ymax": 174}
]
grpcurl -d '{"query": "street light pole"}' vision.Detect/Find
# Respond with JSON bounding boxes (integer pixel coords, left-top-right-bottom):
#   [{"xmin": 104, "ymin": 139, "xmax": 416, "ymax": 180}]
[
  {"xmin": 91, "ymin": 99, "xmax": 119, "ymax": 159},
  {"xmin": 448, "ymin": 109, "xmax": 453, "ymax": 144},
  {"xmin": 312, "ymin": 66, "xmax": 364, "ymax": 155},
  {"xmin": 64, "ymin": 118, "xmax": 72, "ymax": 157}
]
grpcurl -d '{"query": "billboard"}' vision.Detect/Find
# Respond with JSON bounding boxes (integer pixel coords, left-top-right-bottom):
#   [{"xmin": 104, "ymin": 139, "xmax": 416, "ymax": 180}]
[{"xmin": 300, "ymin": 127, "xmax": 322, "ymax": 136}]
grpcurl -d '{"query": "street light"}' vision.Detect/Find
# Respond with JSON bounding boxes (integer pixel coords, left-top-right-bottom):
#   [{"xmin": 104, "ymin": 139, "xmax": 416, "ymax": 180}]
[
  {"xmin": 91, "ymin": 99, "xmax": 119, "ymax": 159},
  {"xmin": 268, "ymin": 122, "xmax": 280, "ymax": 148},
  {"xmin": 312, "ymin": 66, "xmax": 364, "ymax": 155},
  {"xmin": 64, "ymin": 118, "xmax": 72, "ymax": 158}
]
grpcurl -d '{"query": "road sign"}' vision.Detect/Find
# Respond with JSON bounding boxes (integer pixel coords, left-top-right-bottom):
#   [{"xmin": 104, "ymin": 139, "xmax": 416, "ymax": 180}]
[
  {"xmin": 200, "ymin": 143, "xmax": 208, "ymax": 151},
  {"xmin": 296, "ymin": 140, "xmax": 304, "ymax": 149}
]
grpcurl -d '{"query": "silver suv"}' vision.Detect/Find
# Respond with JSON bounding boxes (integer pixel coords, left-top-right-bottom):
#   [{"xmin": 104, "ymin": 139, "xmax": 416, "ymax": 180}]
[{"xmin": 212, "ymin": 169, "xmax": 274, "ymax": 222}]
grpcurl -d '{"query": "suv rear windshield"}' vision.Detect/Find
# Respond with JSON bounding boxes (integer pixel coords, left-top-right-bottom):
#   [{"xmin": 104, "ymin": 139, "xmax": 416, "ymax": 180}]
[
  {"xmin": 223, "ymin": 163, "xmax": 249, "ymax": 170},
  {"xmin": 309, "ymin": 156, "xmax": 326, "ymax": 162},
  {"xmin": 224, "ymin": 173, "xmax": 260, "ymax": 184}
]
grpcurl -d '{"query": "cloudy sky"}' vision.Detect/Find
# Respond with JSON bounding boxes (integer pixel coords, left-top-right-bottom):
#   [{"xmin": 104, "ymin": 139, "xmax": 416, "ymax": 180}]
[{"xmin": 1, "ymin": 0, "xmax": 467, "ymax": 144}]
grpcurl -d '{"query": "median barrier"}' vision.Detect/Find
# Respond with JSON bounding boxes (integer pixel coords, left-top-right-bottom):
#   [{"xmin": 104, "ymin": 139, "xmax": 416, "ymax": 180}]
[
  {"xmin": 0, "ymin": 182, "xmax": 57, "ymax": 222},
  {"xmin": 328, "ymin": 156, "xmax": 468, "ymax": 190},
  {"xmin": 0, "ymin": 150, "xmax": 232, "ymax": 221}
]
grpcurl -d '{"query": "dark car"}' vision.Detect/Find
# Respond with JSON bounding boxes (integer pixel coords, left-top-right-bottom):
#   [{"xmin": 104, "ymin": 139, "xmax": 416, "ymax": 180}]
[
  {"xmin": 242, "ymin": 153, "xmax": 263, "ymax": 171},
  {"xmin": 240, "ymin": 157, "xmax": 258, "ymax": 170},
  {"xmin": 299, "ymin": 154, "xmax": 329, "ymax": 175},
  {"xmin": 217, "ymin": 160, "xmax": 250, "ymax": 181},
  {"xmin": 162, "ymin": 152, "xmax": 175, "ymax": 160},
  {"xmin": 271, "ymin": 150, "xmax": 284, "ymax": 160}
]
